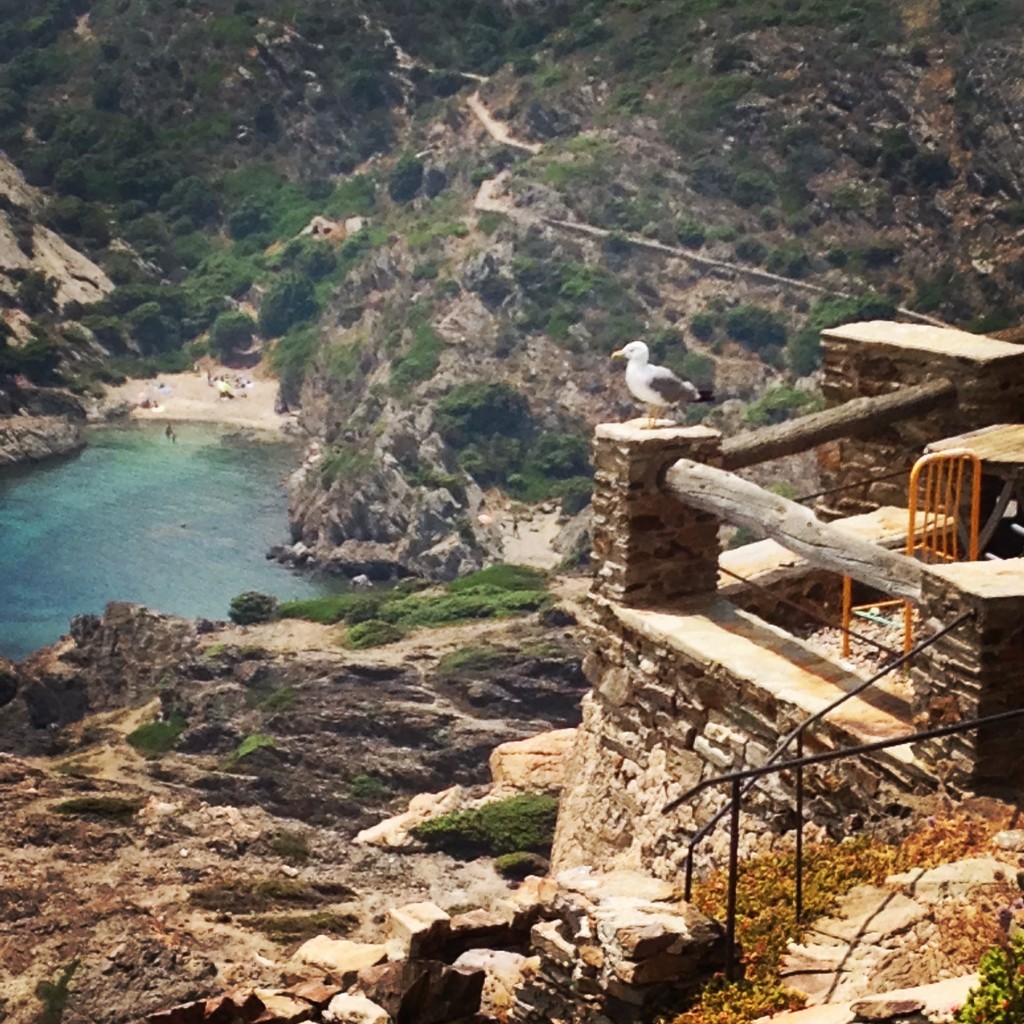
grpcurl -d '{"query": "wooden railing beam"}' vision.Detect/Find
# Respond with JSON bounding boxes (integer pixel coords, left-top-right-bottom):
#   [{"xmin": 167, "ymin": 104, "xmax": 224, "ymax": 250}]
[
  {"xmin": 721, "ymin": 378, "xmax": 957, "ymax": 471},
  {"xmin": 663, "ymin": 460, "xmax": 923, "ymax": 599}
]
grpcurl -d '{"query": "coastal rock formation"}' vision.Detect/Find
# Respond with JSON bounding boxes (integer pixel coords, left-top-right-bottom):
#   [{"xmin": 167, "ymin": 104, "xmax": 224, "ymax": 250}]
[
  {"xmin": 0, "ymin": 602, "xmax": 587, "ymax": 825},
  {"xmin": 0, "ymin": 381, "xmax": 87, "ymax": 467},
  {"xmin": 0, "ymin": 412, "xmax": 84, "ymax": 465}
]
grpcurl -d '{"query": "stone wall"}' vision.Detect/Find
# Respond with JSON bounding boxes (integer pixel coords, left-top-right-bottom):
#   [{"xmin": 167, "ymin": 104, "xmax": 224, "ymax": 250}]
[
  {"xmin": 818, "ymin": 322, "xmax": 1024, "ymax": 517},
  {"xmin": 590, "ymin": 422, "xmax": 721, "ymax": 607},
  {"xmin": 551, "ymin": 596, "xmax": 927, "ymax": 881},
  {"xmin": 910, "ymin": 561, "xmax": 1024, "ymax": 792}
]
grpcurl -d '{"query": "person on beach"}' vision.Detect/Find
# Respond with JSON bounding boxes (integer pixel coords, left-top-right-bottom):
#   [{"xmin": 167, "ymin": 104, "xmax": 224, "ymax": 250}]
[{"xmin": 165, "ymin": 423, "xmax": 176, "ymax": 444}]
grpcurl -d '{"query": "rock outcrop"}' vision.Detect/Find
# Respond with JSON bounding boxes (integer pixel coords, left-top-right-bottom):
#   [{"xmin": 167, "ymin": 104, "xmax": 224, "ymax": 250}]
[{"xmin": 0, "ymin": 380, "xmax": 88, "ymax": 467}]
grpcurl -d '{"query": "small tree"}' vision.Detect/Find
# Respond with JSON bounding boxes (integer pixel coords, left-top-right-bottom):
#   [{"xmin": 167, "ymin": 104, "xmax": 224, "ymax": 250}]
[
  {"xmin": 208, "ymin": 310, "xmax": 256, "ymax": 357},
  {"xmin": 258, "ymin": 276, "xmax": 317, "ymax": 338},
  {"xmin": 229, "ymin": 591, "xmax": 279, "ymax": 625}
]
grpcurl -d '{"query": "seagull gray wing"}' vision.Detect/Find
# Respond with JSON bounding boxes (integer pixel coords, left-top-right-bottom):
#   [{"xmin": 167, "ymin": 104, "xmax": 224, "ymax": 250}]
[{"xmin": 647, "ymin": 365, "xmax": 701, "ymax": 404}]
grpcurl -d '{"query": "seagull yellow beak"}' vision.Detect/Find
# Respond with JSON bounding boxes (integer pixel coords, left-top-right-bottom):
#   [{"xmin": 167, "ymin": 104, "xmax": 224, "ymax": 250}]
[{"xmin": 611, "ymin": 349, "xmax": 626, "ymax": 359}]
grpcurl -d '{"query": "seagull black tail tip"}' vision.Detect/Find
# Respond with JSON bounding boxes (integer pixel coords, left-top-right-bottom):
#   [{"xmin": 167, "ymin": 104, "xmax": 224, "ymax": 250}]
[{"xmin": 697, "ymin": 388, "xmax": 715, "ymax": 403}]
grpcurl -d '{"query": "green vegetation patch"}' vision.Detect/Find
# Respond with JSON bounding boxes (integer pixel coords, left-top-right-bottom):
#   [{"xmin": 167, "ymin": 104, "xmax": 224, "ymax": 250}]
[
  {"xmin": 281, "ymin": 564, "xmax": 551, "ymax": 634},
  {"xmin": 956, "ymin": 931, "xmax": 1024, "ymax": 1024},
  {"xmin": 494, "ymin": 851, "xmax": 549, "ymax": 880},
  {"xmin": 222, "ymin": 732, "xmax": 276, "ymax": 770},
  {"xmin": 53, "ymin": 796, "xmax": 143, "ymax": 821},
  {"xmin": 126, "ymin": 712, "xmax": 186, "ymax": 758},
  {"xmin": 345, "ymin": 619, "xmax": 405, "ymax": 649},
  {"xmin": 449, "ymin": 564, "xmax": 547, "ymax": 592},
  {"xmin": 412, "ymin": 793, "xmax": 559, "ymax": 857},
  {"xmin": 743, "ymin": 385, "xmax": 823, "ymax": 427},
  {"xmin": 229, "ymin": 591, "xmax": 279, "ymax": 625},
  {"xmin": 269, "ymin": 829, "xmax": 311, "ymax": 864},
  {"xmin": 788, "ymin": 293, "xmax": 895, "ymax": 375},
  {"xmin": 191, "ymin": 876, "xmax": 355, "ymax": 914},
  {"xmin": 348, "ymin": 773, "xmax": 392, "ymax": 802},
  {"xmin": 437, "ymin": 644, "xmax": 509, "ymax": 677},
  {"xmin": 249, "ymin": 909, "xmax": 359, "ymax": 943}
]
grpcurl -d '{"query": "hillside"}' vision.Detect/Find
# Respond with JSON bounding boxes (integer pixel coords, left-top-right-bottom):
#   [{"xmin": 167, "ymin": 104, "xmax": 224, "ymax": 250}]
[{"xmin": 2, "ymin": 0, "xmax": 1024, "ymax": 573}]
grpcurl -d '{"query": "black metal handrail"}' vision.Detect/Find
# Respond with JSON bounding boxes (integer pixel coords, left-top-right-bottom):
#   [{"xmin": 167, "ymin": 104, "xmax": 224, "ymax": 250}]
[
  {"xmin": 667, "ymin": 702, "xmax": 1024, "ymax": 980},
  {"xmin": 664, "ymin": 611, "xmax": 972, "ymax": 916}
]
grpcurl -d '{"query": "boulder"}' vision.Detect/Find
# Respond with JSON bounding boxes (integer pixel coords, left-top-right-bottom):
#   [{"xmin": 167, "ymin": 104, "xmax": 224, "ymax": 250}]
[
  {"xmin": 387, "ymin": 901, "xmax": 451, "ymax": 959},
  {"xmin": 356, "ymin": 960, "xmax": 485, "ymax": 1024},
  {"xmin": 453, "ymin": 949, "xmax": 534, "ymax": 1021},
  {"xmin": 488, "ymin": 729, "xmax": 576, "ymax": 794},
  {"xmin": 252, "ymin": 990, "xmax": 313, "ymax": 1023},
  {"xmin": 354, "ymin": 787, "xmax": 465, "ymax": 849},
  {"xmin": 290, "ymin": 937, "xmax": 387, "ymax": 985},
  {"xmin": 323, "ymin": 993, "xmax": 391, "ymax": 1024}
]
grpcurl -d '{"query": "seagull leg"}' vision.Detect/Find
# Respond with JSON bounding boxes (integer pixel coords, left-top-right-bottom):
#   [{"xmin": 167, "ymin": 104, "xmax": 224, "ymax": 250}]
[{"xmin": 643, "ymin": 404, "xmax": 657, "ymax": 429}]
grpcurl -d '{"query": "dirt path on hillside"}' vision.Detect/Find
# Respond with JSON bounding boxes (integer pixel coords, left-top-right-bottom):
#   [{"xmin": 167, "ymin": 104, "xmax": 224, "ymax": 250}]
[{"xmin": 466, "ymin": 92, "xmax": 541, "ymax": 154}]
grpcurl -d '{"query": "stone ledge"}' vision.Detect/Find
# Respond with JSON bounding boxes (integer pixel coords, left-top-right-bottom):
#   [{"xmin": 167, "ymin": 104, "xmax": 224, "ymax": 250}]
[
  {"xmin": 607, "ymin": 598, "xmax": 918, "ymax": 761},
  {"xmin": 823, "ymin": 321, "xmax": 1024, "ymax": 363},
  {"xmin": 594, "ymin": 420, "xmax": 721, "ymax": 445},
  {"xmin": 923, "ymin": 560, "xmax": 1024, "ymax": 600}
]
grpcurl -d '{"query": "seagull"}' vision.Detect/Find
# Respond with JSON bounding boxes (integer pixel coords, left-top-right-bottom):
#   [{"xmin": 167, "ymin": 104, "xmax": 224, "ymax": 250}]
[{"xmin": 611, "ymin": 341, "xmax": 714, "ymax": 428}]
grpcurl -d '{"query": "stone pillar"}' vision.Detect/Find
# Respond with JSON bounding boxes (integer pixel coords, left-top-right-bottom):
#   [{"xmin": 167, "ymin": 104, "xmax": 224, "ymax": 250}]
[
  {"xmin": 910, "ymin": 561, "xmax": 1024, "ymax": 790},
  {"xmin": 590, "ymin": 422, "xmax": 722, "ymax": 607},
  {"xmin": 818, "ymin": 321, "xmax": 1024, "ymax": 518}
]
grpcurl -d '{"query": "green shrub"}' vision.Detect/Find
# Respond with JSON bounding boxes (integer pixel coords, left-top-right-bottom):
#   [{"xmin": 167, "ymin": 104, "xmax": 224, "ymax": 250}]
[
  {"xmin": 208, "ymin": 310, "xmax": 256, "ymax": 357},
  {"xmin": 391, "ymin": 321, "xmax": 442, "ymax": 391},
  {"xmin": 380, "ymin": 589, "xmax": 550, "ymax": 629},
  {"xmin": 495, "ymin": 851, "xmax": 549, "ymax": 880},
  {"xmin": 436, "ymin": 381, "xmax": 531, "ymax": 445},
  {"xmin": 269, "ymin": 830, "xmax": 311, "ymax": 863},
  {"xmin": 320, "ymin": 443, "xmax": 373, "ymax": 487},
  {"xmin": 250, "ymin": 910, "xmax": 359, "ymax": 943},
  {"xmin": 258, "ymin": 687, "xmax": 295, "ymax": 712},
  {"xmin": 278, "ymin": 592, "xmax": 384, "ymax": 625},
  {"xmin": 258, "ymin": 275, "xmax": 318, "ymax": 338},
  {"xmin": 271, "ymin": 324, "xmax": 318, "ymax": 395},
  {"xmin": 229, "ymin": 591, "xmax": 279, "ymax": 625},
  {"xmin": 690, "ymin": 312, "xmax": 716, "ymax": 341},
  {"xmin": 412, "ymin": 793, "xmax": 559, "ymax": 857},
  {"xmin": 788, "ymin": 293, "xmax": 895, "ymax": 375},
  {"xmin": 223, "ymin": 732, "xmax": 276, "ymax": 769},
  {"xmin": 54, "ymin": 796, "xmax": 142, "ymax": 821},
  {"xmin": 349, "ymin": 773, "xmax": 391, "ymax": 801},
  {"xmin": 725, "ymin": 305, "xmax": 787, "ymax": 350},
  {"xmin": 345, "ymin": 619, "xmax": 405, "ymax": 649},
  {"xmin": 956, "ymin": 933, "xmax": 1024, "ymax": 1024},
  {"xmin": 126, "ymin": 713, "xmax": 186, "ymax": 758},
  {"xmin": 437, "ymin": 644, "xmax": 508, "ymax": 677},
  {"xmin": 388, "ymin": 155, "xmax": 424, "ymax": 203},
  {"xmin": 449, "ymin": 564, "xmax": 547, "ymax": 593},
  {"xmin": 743, "ymin": 385, "xmax": 823, "ymax": 427}
]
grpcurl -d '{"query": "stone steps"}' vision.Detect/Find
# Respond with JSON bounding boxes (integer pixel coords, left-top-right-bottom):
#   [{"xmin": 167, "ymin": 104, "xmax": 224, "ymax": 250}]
[{"xmin": 758, "ymin": 973, "xmax": 977, "ymax": 1024}]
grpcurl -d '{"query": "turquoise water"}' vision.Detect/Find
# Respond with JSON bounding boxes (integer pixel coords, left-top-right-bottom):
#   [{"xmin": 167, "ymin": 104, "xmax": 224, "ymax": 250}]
[{"xmin": 0, "ymin": 423, "xmax": 341, "ymax": 661}]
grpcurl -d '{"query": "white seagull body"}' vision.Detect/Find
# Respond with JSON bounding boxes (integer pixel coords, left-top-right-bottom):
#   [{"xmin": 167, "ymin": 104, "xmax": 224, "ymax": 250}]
[{"xmin": 612, "ymin": 340, "xmax": 712, "ymax": 427}]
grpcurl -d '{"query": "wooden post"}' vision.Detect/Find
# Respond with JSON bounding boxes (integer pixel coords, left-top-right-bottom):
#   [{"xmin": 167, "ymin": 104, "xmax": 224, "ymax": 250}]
[{"xmin": 663, "ymin": 459, "xmax": 922, "ymax": 600}]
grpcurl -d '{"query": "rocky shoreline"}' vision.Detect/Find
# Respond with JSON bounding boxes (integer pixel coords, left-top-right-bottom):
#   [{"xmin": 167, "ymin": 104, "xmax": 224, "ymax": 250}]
[{"xmin": 0, "ymin": 379, "xmax": 92, "ymax": 468}]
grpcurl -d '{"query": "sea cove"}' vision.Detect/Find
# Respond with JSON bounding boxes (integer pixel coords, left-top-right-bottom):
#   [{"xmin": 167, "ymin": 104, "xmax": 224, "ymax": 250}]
[{"xmin": 0, "ymin": 422, "xmax": 340, "ymax": 660}]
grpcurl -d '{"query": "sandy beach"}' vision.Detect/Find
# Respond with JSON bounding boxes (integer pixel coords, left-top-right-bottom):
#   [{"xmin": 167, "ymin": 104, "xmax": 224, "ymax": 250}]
[{"xmin": 106, "ymin": 364, "xmax": 293, "ymax": 432}]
